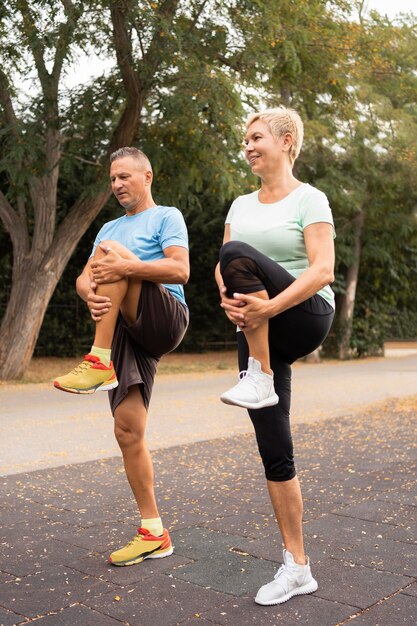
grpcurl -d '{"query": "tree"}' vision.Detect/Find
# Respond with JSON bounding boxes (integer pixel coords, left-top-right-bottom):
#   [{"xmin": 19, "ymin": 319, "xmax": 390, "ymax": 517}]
[
  {"xmin": 1, "ymin": 0, "xmax": 355, "ymax": 377},
  {"xmin": 283, "ymin": 9, "xmax": 417, "ymax": 357},
  {"xmin": 333, "ymin": 11, "xmax": 417, "ymax": 357}
]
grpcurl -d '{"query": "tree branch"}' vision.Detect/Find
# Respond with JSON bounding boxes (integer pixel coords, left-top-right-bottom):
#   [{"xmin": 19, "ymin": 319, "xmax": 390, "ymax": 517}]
[
  {"xmin": 17, "ymin": 0, "xmax": 50, "ymax": 93},
  {"xmin": 0, "ymin": 69, "xmax": 20, "ymax": 136},
  {"xmin": 51, "ymin": 0, "xmax": 83, "ymax": 83},
  {"xmin": 44, "ymin": 184, "xmax": 112, "ymax": 276},
  {"xmin": 111, "ymin": 0, "xmax": 142, "ymax": 100},
  {"xmin": 0, "ymin": 191, "xmax": 16, "ymax": 235},
  {"xmin": 191, "ymin": 0, "xmax": 210, "ymax": 27},
  {"xmin": 138, "ymin": 0, "xmax": 181, "ymax": 87},
  {"xmin": 0, "ymin": 191, "xmax": 29, "ymax": 254}
]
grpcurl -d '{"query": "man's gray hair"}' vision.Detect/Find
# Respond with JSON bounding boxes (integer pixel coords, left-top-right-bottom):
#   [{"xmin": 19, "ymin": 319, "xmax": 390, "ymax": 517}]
[{"xmin": 110, "ymin": 147, "xmax": 152, "ymax": 171}]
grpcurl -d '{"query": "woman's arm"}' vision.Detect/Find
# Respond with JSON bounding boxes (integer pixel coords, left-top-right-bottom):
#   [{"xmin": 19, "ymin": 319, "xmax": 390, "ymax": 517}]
[
  {"xmin": 268, "ymin": 222, "xmax": 334, "ymax": 316},
  {"xmin": 214, "ymin": 224, "xmax": 231, "ymax": 292},
  {"xmin": 221, "ymin": 222, "xmax": 334, "ymax": 329}
]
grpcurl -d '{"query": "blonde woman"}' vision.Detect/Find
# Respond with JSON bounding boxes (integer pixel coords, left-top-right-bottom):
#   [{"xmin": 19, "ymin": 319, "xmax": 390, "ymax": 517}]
[{"xmin": 215, "ymin": 107, "xmax": 335, "ymax": 605}]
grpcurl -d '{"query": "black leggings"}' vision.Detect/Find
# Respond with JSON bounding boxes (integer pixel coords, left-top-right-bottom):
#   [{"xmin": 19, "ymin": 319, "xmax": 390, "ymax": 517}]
[{"xmin": 220, "ymin": 240, "xmax": 334, "ymax": 481}]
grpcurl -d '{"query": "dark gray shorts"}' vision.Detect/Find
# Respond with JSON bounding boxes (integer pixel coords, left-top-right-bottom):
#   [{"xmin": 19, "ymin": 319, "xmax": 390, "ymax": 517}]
[{"xmin": 108, "ymin": 281, "xmax": 189, "ymax": 415}]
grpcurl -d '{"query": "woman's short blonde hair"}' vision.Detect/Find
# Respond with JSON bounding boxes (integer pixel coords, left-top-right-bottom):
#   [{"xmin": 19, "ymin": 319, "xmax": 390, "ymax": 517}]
[{"xmin": 246, "ymin": 106, "xmax": 304, "ymax": 165}]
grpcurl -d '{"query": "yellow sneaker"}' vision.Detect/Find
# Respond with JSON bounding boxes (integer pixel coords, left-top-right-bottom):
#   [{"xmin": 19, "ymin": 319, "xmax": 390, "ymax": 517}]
[
  {"xmin": 108, "ymin": 528, "xmax": 173, "ymax": 566},
  {"xmin": 53, "ymin": 354, "xmax": 118, "ymax": 394}
]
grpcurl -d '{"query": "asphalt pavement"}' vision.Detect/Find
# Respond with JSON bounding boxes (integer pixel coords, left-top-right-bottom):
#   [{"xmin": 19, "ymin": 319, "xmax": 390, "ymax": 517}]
[
  {"xmin": 0, "ymin": 354, "xmax": 416, "ymax": 625},
  {"xmin": 1, "ymin": 354, "xmax": 417, "ymax": 475}
]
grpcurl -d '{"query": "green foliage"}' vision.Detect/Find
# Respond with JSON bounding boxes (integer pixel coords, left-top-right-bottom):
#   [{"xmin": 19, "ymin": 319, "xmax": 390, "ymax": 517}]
[{"xmin": 1, "ymin": 0, "xmax": 417, "ymax": 360}]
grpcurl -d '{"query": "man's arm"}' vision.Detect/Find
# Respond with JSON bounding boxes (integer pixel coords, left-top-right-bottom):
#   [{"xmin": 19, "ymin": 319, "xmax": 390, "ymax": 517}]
[{"xmin": 91, "ymin": 244, "xmax": 190, "ymax": 286}]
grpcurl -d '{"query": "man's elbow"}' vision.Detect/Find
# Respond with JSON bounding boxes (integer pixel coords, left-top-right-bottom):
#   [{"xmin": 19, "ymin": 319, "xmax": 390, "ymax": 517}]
[
  {"xmin": 176, "ymin": 262, "xmax": 190, "ymax": 285},
  {"xmin": 180, "ymin": 267, "xmax": 190, "ymax": 285},
  {"xmin": 75, "ymin": 275, "xmax": 83, "ymax": 296}
]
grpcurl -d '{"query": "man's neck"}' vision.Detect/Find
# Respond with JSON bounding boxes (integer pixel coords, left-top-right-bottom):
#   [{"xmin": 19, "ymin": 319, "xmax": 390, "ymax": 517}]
[{"xmin": 125, "ymin": 196, "xmax": 157, "ymax": 215}]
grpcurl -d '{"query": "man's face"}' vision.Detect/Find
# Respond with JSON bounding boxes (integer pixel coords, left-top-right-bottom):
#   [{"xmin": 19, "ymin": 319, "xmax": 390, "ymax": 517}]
[{"xmin": 110, "ymin": 156, "xmax": 152, "ymax": 212}]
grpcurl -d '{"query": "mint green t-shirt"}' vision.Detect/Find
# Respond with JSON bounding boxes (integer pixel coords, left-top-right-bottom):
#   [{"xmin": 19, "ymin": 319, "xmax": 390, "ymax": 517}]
[{"xmin": 225, "ymin": 183, "xmax": 335, "ymax": 308}]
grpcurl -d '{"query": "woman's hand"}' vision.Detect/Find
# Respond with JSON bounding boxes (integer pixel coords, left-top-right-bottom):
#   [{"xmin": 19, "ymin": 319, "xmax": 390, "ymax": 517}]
[
  {"xmin": 87, "ymin": 281, "xmax": 111, "ymax": 322},
  {"xmin": 91, "ymin": 245, "xmax": 128, "ymax": 284},
  {"xmin": 221, "ymin": 292, "xmax": 272, "ymax": 331},
  {"xmin": 219, "ymin": 285, "xmax": 245, "ymax": 326}
]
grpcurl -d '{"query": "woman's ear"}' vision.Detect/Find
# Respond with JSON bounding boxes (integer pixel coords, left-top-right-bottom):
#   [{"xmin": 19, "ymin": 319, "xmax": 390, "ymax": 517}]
[{"xmin": 282, "ymin": 132, "xmax": 293, "ymax": 152}]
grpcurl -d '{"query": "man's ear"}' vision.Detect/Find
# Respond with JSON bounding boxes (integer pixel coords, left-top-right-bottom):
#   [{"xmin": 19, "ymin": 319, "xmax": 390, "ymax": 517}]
[{"xmin": 145, "ymin": 170, "xmax": 153, "ymax": 186}]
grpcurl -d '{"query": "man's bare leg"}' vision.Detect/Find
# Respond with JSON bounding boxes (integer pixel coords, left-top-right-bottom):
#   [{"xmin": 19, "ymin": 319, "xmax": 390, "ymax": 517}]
[
  {"xmin": 109, "ymin": 385, "xmax": 173, "ymax": 565},
  {"xmin": 92, "ymin": 241, "xmax": 142, "ymax": 349},
  {"xmin": 114, "ymin": 385, "xmax": 159, "ymax": 519},
  {"xmin": 54, "ymin": 240, "xmax": 142, "ymax": 393}
]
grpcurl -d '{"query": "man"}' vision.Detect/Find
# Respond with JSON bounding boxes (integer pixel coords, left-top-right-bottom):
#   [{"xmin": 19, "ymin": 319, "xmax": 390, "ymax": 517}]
[{"xmin": 54, "ymin": 147, "xmax": 189, "ymax": 565}]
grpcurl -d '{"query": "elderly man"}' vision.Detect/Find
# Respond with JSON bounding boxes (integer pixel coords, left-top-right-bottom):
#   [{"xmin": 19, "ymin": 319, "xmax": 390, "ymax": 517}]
[{"xmin": 54, "ymin": 147, "xmax": 189, "ymax": 565}]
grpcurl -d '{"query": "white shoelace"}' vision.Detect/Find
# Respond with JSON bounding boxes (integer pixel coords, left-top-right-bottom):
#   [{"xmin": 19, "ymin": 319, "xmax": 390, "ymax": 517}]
[
  {"xmin": 272, "ymin": 563, "xmax": 299, "ymax": 590},
  {"xmin": 237, "ymin": 370, "xmax": 260, "ymax": 386}
]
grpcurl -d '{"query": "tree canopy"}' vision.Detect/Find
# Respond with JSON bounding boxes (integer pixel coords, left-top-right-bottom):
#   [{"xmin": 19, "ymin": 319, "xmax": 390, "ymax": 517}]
[{"xmin": 0, "ymin": 0, "xmax": 416, "ymax": 378}]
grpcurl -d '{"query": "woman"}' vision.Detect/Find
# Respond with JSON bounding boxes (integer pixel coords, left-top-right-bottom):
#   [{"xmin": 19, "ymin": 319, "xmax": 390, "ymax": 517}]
[{"xmin": 215, "ymin": 106, "xmax": 335, "ymax": 605}]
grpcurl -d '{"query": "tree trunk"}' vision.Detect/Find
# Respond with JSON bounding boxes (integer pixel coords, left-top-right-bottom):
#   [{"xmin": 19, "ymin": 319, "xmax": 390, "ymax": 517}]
[
  {"xmin": 337, "ymin": 210, "xmax": 365, "ymax": 359},
  {"xmin": 0, "ymin": 261, "xmax": 59, "ymax": 379},
  {"xmin": 0, "ymin": 0, "xmax": 180, "ymax": 380}
]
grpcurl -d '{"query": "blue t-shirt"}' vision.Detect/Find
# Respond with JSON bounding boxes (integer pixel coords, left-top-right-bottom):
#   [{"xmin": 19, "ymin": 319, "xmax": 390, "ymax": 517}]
[{"xmin": 91, "ymin": 205, "xmax": 188, "ymax": 304}]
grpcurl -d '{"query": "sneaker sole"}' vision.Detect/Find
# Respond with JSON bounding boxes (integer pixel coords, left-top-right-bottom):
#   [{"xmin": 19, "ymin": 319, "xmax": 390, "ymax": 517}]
[
  {"xmin": 220, "ymin": 392, "xmax": 279, "ymax": 409},
  {"xmin": 255, "ymin": 579, "xmax": 318, "ymax": 605},
  {"xmin": 53, "ymin": 380, "xmax": 118, "ymax": 394},
  {"xmin": 109, "ymin": 546, "xmax": 173, "ymax": 567}
]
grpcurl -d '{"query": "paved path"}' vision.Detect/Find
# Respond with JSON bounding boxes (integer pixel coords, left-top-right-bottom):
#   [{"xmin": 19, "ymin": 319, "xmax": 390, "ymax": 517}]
[
  {"xmin": 1, "ymin": 397, "xmax": 416, "ymax": 626},
  {"xmin": 1, "ymin": 354, "xmax": 416, "ymax": 475}
]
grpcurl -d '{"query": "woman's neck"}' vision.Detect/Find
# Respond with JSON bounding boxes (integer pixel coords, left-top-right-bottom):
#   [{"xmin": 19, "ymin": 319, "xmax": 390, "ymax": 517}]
[{"xmin": 258, "ymin": 170, "xmax": 302, "ymax": 203}]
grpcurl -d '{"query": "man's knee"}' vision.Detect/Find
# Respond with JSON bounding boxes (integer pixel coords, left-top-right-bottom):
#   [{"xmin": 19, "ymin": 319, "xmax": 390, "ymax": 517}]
[
  {"xmin": 97, "ymin": 239, "xmax": 137, "ymax": 261},
  {"xmin": 114, "ymin": 418, "xmax": 145, "ymax": 450}
]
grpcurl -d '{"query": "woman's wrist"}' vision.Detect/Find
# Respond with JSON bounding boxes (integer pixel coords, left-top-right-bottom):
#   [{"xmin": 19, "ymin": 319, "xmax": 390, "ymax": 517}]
[{"xmin": 267, "ymin": 296, "xmax": 281, "ymax": 318}]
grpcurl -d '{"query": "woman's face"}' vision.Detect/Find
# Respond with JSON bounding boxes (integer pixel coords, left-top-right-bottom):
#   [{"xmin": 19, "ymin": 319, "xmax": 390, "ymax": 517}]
[{"xmin": 244, "ymin": 120, "xmax": 291, "ymax": 175}]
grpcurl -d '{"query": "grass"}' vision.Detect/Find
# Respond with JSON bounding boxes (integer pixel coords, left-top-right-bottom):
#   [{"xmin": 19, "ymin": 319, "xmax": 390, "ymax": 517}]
[{"xmin": 4, "ymin": 351, "xmax": 238, "ymax": 385}]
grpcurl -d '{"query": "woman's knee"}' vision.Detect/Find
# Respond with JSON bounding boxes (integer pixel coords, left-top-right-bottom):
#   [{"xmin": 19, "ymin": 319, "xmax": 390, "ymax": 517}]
[
  {"xmin": 219, "ymin": 240, "xmax": 252, "ymax": 265},
  {"xmin": 256, "ymin": 436, "xmax": 296, "ymax": 481},
  {"xmin": 251, "ymin": 406, "xmax": 294, "ymax": 481},
  {"xmin": 265, "ymin": 459, "xmax": 296, "ymax": 482}
]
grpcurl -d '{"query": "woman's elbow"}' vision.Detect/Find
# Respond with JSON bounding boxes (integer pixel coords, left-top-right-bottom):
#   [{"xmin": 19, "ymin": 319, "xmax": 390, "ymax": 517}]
[
  {"xmin": 316, "ymin": 263, "xmax": 334, "ymax": 288},
  {"xmin": 322, "ymin": 267, "xmax": 334, "ymax": 287}
]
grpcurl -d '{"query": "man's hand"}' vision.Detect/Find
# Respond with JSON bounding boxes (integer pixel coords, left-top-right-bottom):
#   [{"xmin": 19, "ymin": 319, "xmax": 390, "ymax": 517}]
[
  {"xmin": 91, "ymin": 245, "xmax": 128, "ymax": 284},
  {"xmin": 87, "ymin": 281, "xmax": 112, "ymax": 322}
]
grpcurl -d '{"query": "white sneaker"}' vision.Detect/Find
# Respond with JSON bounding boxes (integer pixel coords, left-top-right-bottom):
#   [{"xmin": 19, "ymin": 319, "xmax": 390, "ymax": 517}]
[
  {"xmin": 220, "ymin": 357, "xmax": 278, "ymax": 409},
  {"xmin": 255, "ymin": 549, "xmax": 318, "ymax": 606}
]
